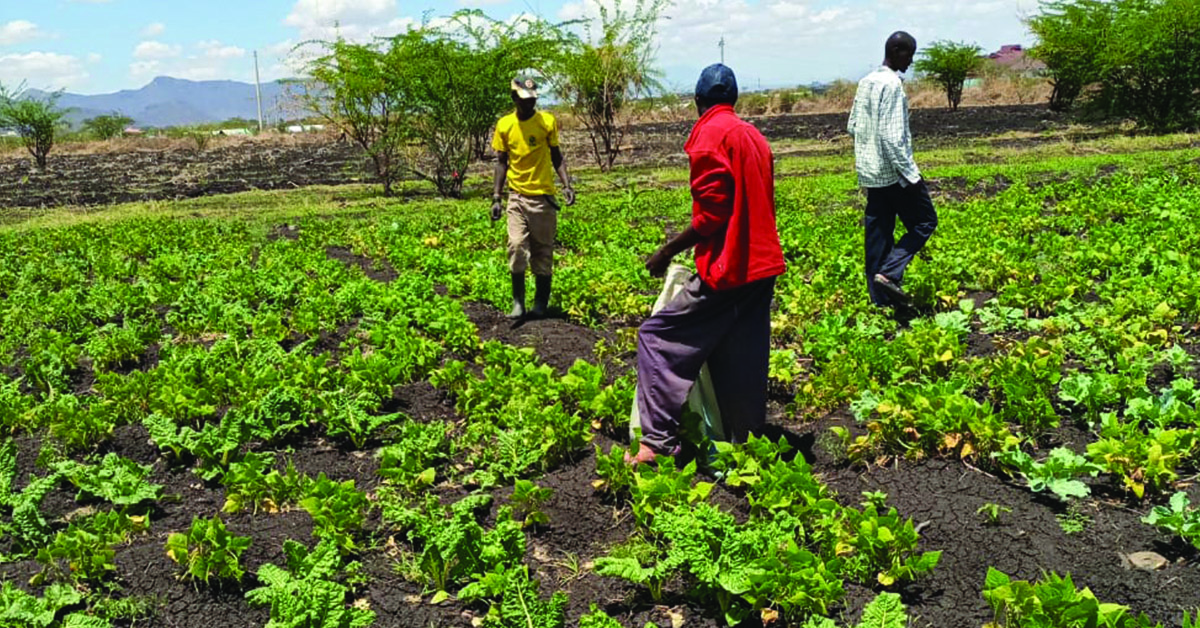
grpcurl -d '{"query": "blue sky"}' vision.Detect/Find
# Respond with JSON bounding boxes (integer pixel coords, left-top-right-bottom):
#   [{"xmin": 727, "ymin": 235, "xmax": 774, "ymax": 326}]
[{"xmin": 0, "ymin": 0, "xmax": 1038, "ymax": 95}]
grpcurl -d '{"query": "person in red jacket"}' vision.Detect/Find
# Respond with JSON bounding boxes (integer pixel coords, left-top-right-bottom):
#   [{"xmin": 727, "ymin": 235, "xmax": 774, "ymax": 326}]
[{"xmin": 628, "ymin": 64, "xmax": 786, "ymax": 466}]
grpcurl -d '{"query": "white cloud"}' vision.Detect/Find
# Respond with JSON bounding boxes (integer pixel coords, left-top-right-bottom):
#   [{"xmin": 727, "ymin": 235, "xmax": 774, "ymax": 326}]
[
  {"xmin": 86, "ymin": 53, "xmax": 102, "ymax": 64},
  {"xmin": 141, "ymin": 22, "xmax": 166, "ymax": 38},
  {"xmin": 283, "ymin": 0, "xmax": 414, "ymax": 41},
  {"xmin": 0, "ymin": 20, "xmax": 46, "ymax": 46},
  {"xmin": 129, "ymin": 60, "xmax": 160, "ymax": 79},
  {"xmin": 0, "ymin": 52, "xmax": 88, "ymax": 90},
  {"xmin": 133, "ymin": 40, "xmax": 181, "ymax": 60},
  {"xmin": 129, "ymin": 41, "xmax": 254, "ymax": 84},
  {"xmin": 559, "ymin": 0, "xmax": 1032, "ymax": 88},
  {"xmin": 198, "ymin": 40, "xmax": 246, "ymax": 59}
]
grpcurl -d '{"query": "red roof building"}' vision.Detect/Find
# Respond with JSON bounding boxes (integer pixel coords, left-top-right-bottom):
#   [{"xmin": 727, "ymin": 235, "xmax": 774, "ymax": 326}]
[{"xmin": 987, "ymin": 45, "xmax": 1046, "ymax": 74}]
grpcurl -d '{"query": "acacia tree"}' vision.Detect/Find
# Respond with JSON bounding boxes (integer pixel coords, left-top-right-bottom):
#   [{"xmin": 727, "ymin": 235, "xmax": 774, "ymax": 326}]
[
  {"xmin": 1096, "ymin": 0, "xmax": 1200, "ymax": 130},
  {"xmin": 298, "ymin": 13, "xmax": 565, "ymax": 198},
  {"xmin": 555, "ymin": 0, "xmax": 668, "ymax": 171},
  {"xmin": 1027, "ymin": 0, "xmax": 1115, "ymax": 112},
  {"xmin": 82, "ymin": 113, "xmax": 134, "ymax": 140},
  {"xmin": 388, "ymin": 12, "xmax": 566, "ymax": 197},
  {"xmin": 0, "ymin": 83, "xmax": 68, "ymax": 170},
  {"xmin": 914, "ymin": 41, "xmax": 985, "ymax": 111},
  {"xmin": 1028, "ymin": 0, "xmax": 1200, "ymax": 128},
  {"xmin": 445, "ymin": 11, "xmax": 567, "ymax": 160},
  {"xmin": 298, "ymin": 39, "xmax": 411, "ymax": 197}
]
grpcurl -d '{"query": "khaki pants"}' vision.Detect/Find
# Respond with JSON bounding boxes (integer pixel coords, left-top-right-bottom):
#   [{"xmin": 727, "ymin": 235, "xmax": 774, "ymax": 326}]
[{"xmin": 506, "ymin": 193, "xmax": 558, "ymax": 276}]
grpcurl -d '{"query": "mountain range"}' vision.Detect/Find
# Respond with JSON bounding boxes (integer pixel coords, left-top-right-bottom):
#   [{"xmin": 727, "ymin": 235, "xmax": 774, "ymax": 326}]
[{"xmin": 26, "ymin": 76, "xmax": 302, "ymax": 129}]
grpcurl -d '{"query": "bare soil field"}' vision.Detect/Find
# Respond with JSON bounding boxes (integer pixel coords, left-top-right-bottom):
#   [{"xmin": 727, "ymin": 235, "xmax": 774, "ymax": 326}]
[
  {"xmin": 0, "ymin": 104, "xmax": 1072, "ymax": 211},
  {"xmin": 0, "ymin": 139, "xmax": 368, "ymax": 210}
]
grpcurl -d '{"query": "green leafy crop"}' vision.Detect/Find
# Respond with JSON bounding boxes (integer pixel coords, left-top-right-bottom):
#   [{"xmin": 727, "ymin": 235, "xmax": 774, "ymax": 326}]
[
  {"xmin": 246, "ymin": 538, "xmax": 374, "ymax": 628},
  {"xmin": 299, "ymin": 474, "xmax": 370, "ymax": 553},
  {"xmin": 54, "ymin": 453, "xmax": 163, "ymax": 507},
  {"xmin": 993, "ymin": 447, "xmax": 1103, "ymax": 501},
  {"xmin": 510, "ymin": 480, "xmax": 553, "ymax": 528},
  {"xmin": 0, "ymin": 441, "xmax": 66, "ymax": 557},
  {"xmin": 221, "ymin": 452, "xmax": 310, "ymax": 514},
  {"xmin": 376, "ymin": 421, "xmax": 452, "ymax": 494},
  {"xmin": 1143, "ymin": 491, "xmax": 1200, "ymax": 550},
  {"xmin": 390, "ymin": 494, "xmax": 525, "ymax": 603},
  {"xmin": 0, "ymin": 581, "xmax": 109, "ymax": 628},
  {"xmin": 983, "ymin": 568, "xmax": 1164, "ymax": 628},
  {"xmin": 165, "ymin": 515, "xmax": 253, "ymax": 584}
]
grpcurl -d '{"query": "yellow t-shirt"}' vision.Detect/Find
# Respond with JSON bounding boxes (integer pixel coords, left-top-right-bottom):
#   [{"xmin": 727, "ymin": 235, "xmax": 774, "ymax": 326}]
[{"xmin": 492, "ymin": 111, "xmax": 559, "ymax": 196}]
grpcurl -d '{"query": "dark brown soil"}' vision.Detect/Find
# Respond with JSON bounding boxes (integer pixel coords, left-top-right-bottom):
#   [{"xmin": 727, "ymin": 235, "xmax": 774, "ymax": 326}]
[
  {"xmin": 460, "ymin": 301, "xmax": 617, "ymax": 375},
  {"xmin": 926, "ymin": 174, "xmax": 1014, "ymax": 202},
  {"xmin": 380, "ymin": 380, "xmax": 458, "ymax": 422},
  {"xmin": 326, "ymin": 246, "xmax": 398, "ymax": 283},
  {"xmin": 802, "ymin": 417, "xmax": 1200, "ymax": 628}
]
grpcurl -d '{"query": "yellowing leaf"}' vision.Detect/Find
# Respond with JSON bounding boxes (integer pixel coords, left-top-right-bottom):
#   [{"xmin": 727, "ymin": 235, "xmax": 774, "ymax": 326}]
[
  {"xmin": 878, "ymin": 572, "xmax": 896, "ymax": 586},
  {"xmin": 960, "ymin": 442, "xmax": 976, "ymax": 459},
  {"xmin": 938, "ymin": 349, "xmax": 954, "ymax": 362}
]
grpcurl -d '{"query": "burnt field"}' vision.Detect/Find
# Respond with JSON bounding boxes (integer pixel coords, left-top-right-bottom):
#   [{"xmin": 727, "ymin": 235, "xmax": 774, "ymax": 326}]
[
  {"xmin": 0, "ymin": 138, "xmax": 369, "ymax": 210},
  {"xmin": 0, "ymin": 104, "xmax": 1072, "ymax": 211}
]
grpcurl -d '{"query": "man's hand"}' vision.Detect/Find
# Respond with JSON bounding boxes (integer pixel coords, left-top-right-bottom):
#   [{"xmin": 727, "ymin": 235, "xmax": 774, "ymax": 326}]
[
  {"xmin": 490, "ymin": 199, "xmax": 504, "ymax": 222},
  {"xmin": 562, "ymin": 186, "xmax": 576, "ymax": 207},
  {"xmin": 645, "ymin": 246, "xmax": 674, "ymax": 278}
]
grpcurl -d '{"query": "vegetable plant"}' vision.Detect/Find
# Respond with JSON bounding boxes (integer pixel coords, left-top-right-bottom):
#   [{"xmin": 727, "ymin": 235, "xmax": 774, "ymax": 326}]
[
  {"xmin": 977, "ymin": 503, "xmax": 1012, "ymax": 525},
  {"xmin": 983, "ymin": 568, "xmax": 1164, "ymax": 628},
  {"xmin": 510, "ymin": 480, "xmax": 553, "ymax": 528},
  {"xmin": 54, "ymin": 453, "xmax": 163, "ymax": 507},
  {"xmin": 1142, "ymin": 491, "xmax": 1200, "ymax": 550},
  {"xmin": 165, "ymin": 515, "xmax": 253, "ymax": 584},
  {"xmin": 993, "ymin": 447, "xmax": 1102, "ymax": 501},
  {"xmin": 299, "ymin": 474, "xmax": 370, "ymax": 553},
  {"xmin": 245, "ymin": 538, "xmax": 374, "ymax": 628}
]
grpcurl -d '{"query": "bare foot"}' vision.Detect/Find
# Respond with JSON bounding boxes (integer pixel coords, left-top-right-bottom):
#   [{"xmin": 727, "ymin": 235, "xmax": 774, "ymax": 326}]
[{"xmin": 624, "ymin": 442, "xmax": 661, "ymax": 466}]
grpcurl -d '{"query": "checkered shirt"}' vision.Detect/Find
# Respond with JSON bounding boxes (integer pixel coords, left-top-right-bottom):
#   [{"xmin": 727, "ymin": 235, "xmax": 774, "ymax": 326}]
[{"xmin": 847, "ymin": 67, "xmax": 922, "ymax": 188}]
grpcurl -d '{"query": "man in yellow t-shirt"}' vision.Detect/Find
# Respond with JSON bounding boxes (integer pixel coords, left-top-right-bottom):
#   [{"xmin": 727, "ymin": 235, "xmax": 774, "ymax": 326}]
[{"xmin": 491, "ymin": 75, "xmax": 575, "ymax": 319}]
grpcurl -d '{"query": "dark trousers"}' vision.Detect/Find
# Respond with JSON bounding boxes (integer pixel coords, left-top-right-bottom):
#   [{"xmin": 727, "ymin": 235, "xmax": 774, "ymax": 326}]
[
  {"xmin": 864, "ymin": 181, "xmax": 938, "ymax": 306},
  {"xmin": 635, "ymin": 274, "xmax": 776, "ymax": 455}
]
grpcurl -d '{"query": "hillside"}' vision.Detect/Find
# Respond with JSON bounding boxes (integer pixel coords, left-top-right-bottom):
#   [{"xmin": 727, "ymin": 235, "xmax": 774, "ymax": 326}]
[{"xmin": 25, "ymin": 76, "xmax": 301, "ymax": 128}]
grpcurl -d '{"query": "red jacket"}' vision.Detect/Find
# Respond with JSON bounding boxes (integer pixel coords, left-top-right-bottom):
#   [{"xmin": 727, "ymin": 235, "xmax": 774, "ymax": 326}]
[{"xmin": 686, "ymin": 104, "xmax": 786, "ymax": 290}]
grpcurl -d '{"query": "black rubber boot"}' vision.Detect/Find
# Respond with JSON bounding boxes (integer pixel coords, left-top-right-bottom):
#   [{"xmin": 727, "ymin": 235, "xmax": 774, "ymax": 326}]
[
  {"xmin": 531, "ymin": 274, "xmax": 552, "ymax": 318},
  {"xmin": 509, "ymin": 273, "xmax": 526, "ymax": 319}
]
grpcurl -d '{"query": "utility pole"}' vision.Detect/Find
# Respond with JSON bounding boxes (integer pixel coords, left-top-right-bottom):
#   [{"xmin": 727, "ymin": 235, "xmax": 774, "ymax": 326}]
[
  {"xmin": 253, "ymin": 50, "xmax": 264, "ymax": 132},
  {"xmin": 718, "ymin": 36, "xmax": 725, "ymax": 64}
]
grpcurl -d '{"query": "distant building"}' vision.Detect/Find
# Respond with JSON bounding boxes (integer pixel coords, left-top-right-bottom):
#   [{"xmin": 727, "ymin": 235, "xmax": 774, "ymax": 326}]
[
  {"xmin": 987, "ymin": 44, "xmax": 1046, "ymax": 75},
  {"xmin": 123, "ymin": 127, "xmax": 144, "ymax": 136},
  {"xmin": 286, "ymin": 124, "xmax": 325, "ymax": 133}
]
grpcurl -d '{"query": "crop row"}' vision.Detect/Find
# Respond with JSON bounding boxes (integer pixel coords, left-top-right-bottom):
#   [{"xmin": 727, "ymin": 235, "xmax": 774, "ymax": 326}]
[{"xmin": 2, "ymin": 152, "xmax": 1200, "ymax": 626}]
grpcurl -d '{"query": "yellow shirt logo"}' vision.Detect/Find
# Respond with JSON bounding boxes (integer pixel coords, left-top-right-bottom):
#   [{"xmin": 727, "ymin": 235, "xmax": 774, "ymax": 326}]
[{"xmin": 492, "ymin": 111, "xmax": 558, "ymax": 197}]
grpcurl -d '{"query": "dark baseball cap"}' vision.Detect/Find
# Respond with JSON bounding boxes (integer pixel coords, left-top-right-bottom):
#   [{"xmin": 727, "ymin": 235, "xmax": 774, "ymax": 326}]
[
  {"xmin": 695, "ymin": 64, "xmax": 738, "ymax": 104},
  {"xmin": 511, "ymin": 75, "xmax": 538, "ymax": 99}
]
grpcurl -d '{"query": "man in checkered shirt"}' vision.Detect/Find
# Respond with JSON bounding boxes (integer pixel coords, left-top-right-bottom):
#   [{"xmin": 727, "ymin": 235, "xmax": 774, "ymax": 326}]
[{"xmin": 848, "ymin": 31, "xmax": 938, "ymax": 309}]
